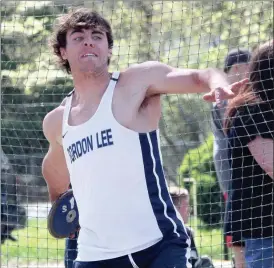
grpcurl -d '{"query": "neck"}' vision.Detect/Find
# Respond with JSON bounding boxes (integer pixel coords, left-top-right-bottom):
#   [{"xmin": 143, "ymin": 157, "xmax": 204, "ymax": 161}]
[{"xmin": 71, "ymin": 69, "xmax": 111, "ymax": 105}]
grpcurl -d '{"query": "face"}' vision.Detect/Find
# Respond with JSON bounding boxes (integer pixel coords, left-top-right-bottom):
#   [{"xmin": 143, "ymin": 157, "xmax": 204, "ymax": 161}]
[
  {"xmin": 227, "ymin": 63, "xmax": 249, "ymax": 84},
  {"xmin": 60, "ymin": 27, "xmax": 112, "ymax": 74},
  {"xmin": 177, "ymin": 197, "xmax": 190, "ymax": 224}
]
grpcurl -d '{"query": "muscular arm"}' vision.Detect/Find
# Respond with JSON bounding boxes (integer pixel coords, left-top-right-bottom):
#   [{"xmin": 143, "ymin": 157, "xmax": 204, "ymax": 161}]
[
  {"xmin": 131, "ymin": 61, "xmax": 229, "ymax": 96},
  {"xmin": 248, "ymin": 136, "xmax": 273, "ymax": 179},
  {"xmin": 42, "ymin": 108, "xmax": 70, "ymax": 202}
]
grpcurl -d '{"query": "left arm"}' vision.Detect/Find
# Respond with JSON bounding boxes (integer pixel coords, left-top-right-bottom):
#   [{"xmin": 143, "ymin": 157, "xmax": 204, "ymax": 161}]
[{"xmin": 248, "ymin": 136, "xmax": 273, "ymax": 179}]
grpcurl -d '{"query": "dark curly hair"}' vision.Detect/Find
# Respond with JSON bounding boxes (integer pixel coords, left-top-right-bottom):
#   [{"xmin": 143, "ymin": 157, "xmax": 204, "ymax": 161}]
[{"xmin": 49, "ymin": 8, "xmax": 113, "ymax": 74}]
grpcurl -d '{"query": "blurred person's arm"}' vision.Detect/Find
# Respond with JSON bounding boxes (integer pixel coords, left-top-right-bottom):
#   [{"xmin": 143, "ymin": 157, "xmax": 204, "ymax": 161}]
[
  {"xmin": 211, "ymin": 103, "xmax": 231, "ymax": 193},
  {"xmin": 248, "ymin": 137, "xmax": 273, "ymax": 179},
  {"xmin": 42, "ymin": 106, "xmax": 70, "ymax": 202}
]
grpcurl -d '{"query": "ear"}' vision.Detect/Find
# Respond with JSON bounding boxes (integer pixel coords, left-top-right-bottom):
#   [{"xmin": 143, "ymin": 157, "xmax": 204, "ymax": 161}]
[
  {"xmin": 108, "ymin": 48, "xmax": 112, "ymax": 58},
  {"xmin": 60, "ymin": 47, "xmax": 67, "ymax": 60}
]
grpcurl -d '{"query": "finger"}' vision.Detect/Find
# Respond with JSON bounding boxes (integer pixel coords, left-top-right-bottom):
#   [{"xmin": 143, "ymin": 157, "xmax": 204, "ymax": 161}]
[
  {"xmin": 69, "ymin": 233, "xmax": 75, "ymax": 239},
  {"xmin": 230, "ymin": 78, "xmax": 249, "ymax": 93},
  {"xmin": 240, "ymin": 78, "xmax": 249, "ymax": 84},
  {"xmin": 203, "ymin": 93, "xmax": 215, "ymax": 102},
  {"xmin": 223, "ymin": 89, "xmax": 235, "ymax": 97}
]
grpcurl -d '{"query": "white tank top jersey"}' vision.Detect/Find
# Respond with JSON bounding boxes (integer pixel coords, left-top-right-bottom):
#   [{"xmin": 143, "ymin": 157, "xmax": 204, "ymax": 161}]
[{"xmin": 62, "ymin": 72, "xmax": 189, "ymax": 261}]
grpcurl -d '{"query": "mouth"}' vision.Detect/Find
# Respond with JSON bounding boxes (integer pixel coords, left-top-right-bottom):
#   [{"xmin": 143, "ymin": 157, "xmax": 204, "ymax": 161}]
[{"xmin": 81, "ymin": 53, "xmax": 97, "ymax": 58}]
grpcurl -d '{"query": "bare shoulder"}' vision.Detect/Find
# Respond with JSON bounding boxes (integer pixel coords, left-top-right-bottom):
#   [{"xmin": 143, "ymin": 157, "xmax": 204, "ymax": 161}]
[
  {"xmin": 123, "ymin": 61, "xmax": 172, "ymax": 77},
  {"xmin": 118, "ymin": 63, "xmax": 162, "ymax": 109},
  {"xmin": 43, "ymin": 101, "xmax": 66, "ymax": 145},
  {"xmin": 120, "ymin": 61, "xmax": 173, "ymax": 90}
]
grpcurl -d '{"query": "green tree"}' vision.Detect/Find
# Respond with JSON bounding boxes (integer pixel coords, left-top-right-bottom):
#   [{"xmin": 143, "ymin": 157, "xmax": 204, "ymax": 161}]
[
  {"xmin": 178, "ymin": 134, "xmax": 224, "ymax": 227},
  {"xmin": 1, "ymin": 2, "xmax": 76, "ymax": 177}
]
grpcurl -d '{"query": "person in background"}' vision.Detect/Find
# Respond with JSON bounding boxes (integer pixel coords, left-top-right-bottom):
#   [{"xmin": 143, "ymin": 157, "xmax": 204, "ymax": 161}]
[
  {"xmin": 170, "ymin": 187, "xmax": 215, "ymax": 268},
  {"xmin": 211, "ymin": 48, "xmax": 251, "ymax": 268},
  {"xmin": 224, "ymin": 40, "xmax": 273, "ymax": 268}
]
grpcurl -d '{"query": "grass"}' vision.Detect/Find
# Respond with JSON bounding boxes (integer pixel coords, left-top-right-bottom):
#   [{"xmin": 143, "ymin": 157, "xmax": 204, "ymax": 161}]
[
  {"xmin": 188, "ymin": 217, "xmax": 230, "ymax": 260},
  {"xmin": 1, "ymin": 218, "xmax": 65, "ymax": 265},
  {"xmin": 1, "ymin": 217, "xmax": 230, "ymax": 265},
  {"xmin": 196, "ymin": 228, "xmax": 225, "ymax": 258}
]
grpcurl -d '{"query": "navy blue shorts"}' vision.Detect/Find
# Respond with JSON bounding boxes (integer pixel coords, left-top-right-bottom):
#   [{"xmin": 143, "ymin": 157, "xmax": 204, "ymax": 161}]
[{"xmin": 73, "ymin": 237, "xmax": 190, "ymax": 268}]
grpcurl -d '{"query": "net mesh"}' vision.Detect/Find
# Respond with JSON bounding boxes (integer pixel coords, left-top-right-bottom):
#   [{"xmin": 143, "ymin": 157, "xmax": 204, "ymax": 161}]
[{"xmin": 1, "ymin": 1, "xmax": 273, "ymax": 267}]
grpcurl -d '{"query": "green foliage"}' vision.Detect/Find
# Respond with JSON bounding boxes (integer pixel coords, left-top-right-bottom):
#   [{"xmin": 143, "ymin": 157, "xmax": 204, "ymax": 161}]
[
  {"xmin": 160, "ymin": 94, "xmax": 211, "ymax": 144},
  {"xmin": 1, "ymin": 76, "xmax": 73, "ymax": 156},
  {"xmin": 178, "ymin": 134, "xmax": 224, "ymax": 227}
]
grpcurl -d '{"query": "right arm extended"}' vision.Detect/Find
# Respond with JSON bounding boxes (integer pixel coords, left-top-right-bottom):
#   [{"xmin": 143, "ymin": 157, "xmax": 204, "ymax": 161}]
[{"xmin": 42, "ymin": 108, "xmax": 70, "ymax": 202}]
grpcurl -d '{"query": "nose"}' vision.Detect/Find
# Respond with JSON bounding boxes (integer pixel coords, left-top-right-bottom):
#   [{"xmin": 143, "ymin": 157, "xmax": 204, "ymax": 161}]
[{"xmin": 84, "ymin": 41, "xmax": 95, "ymax": 48}]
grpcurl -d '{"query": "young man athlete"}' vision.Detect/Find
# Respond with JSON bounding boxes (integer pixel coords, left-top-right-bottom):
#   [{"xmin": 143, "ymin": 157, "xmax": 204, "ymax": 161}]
[{"xmin": 42, "ymin": 8, "xmax": 247, "ymax": 268}]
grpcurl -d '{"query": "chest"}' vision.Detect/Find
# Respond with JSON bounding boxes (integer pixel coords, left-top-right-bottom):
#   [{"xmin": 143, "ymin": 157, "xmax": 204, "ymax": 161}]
[{"xmin": 67, "ymin": 87, "xmax": 161, "ymax": 132}]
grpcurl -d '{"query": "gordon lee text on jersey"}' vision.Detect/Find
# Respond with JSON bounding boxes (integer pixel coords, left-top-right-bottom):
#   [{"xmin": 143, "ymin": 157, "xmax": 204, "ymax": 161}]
[{"xmin": 66, "ymin": 129, "xmax": 114, "ymax": 163}]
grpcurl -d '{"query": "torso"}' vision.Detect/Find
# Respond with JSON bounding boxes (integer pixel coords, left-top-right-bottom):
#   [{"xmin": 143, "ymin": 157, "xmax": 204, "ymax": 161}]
[
  {"xmin": 226, "ymin": 103, "xmax": 274, "ymax": 239},
  {"xmin": 57, "ymin": 71, "xmax": 188, "ymax": 261}
]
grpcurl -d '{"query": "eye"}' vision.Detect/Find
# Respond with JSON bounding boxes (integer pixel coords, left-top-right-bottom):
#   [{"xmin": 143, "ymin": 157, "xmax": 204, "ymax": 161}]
[
  {"xmin": 74, "ymin": 36, "xmax": 83, "ymax": 41},
  {"xmin": 92, "ymin": 35, "xmax": 102, "ymax": 40}
]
